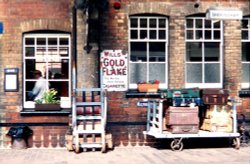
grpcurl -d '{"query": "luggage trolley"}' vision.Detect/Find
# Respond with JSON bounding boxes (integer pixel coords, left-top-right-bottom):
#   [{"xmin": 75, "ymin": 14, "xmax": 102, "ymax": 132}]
[{"xmin": 145, "ymin": 99, "xmax": 240, "ymax": 151}]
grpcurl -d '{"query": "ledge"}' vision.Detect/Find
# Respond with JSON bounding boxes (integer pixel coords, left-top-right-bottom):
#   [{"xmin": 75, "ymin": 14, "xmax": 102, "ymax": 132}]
[
  {"xmin": 20, "ymin": 108, "xmax": 71, "ymax": 116},
  {"xmin": 125, "ymin": 90, "xmax": 163, "ymax": 98}
]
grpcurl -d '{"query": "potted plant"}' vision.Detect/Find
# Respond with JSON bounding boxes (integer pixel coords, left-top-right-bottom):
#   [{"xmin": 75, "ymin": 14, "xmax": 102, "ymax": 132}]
[
  {"xmin": 137, "ymin": 80, "xmax": 160, "ymax": 93},
  {"xmin": 35, "ymin": 89, "xmax": 61, "ymax": 111}
]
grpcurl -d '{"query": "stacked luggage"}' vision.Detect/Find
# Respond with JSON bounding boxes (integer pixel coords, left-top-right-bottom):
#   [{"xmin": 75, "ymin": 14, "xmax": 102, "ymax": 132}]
[{"xmin": 163, "ymin": 88, "xmax": 231, "ymax": 134}]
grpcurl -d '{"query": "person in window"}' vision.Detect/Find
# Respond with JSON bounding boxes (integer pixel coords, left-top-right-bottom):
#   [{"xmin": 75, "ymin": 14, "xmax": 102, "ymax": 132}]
[{"xmin": 28, "ymin": 70, "xmax": 47, "ymax": 101}]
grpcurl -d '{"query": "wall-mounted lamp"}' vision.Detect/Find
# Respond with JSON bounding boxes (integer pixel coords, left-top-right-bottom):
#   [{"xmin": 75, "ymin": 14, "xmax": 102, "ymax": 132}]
[{"xmin": 113, "ymin": 0, "xmax": 121, "ymax": 10}]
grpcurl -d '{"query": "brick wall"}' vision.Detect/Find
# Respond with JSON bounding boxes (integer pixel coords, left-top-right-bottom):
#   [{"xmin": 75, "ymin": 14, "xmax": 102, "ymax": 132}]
[{"xmin": 0, "ymin": 0, "xmax": 73, "ymax": 148}]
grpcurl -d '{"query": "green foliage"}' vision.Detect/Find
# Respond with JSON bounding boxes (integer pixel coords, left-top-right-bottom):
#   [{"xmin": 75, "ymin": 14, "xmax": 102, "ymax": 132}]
[{"xmin": 35, "ymin": 89, "xmax": 60, "ymax": 104}]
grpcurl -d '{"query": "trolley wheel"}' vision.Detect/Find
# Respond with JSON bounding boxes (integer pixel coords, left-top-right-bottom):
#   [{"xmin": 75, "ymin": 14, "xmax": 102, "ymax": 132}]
[
  {"xmin": 232, "ymin": 137, "xmax": 240, "ymax": 150},
  {"xmin": 170, "ymin": 139, "xmax": 184, "ymax": 151},
  {"xmin": 101, "ymin": 144, "xmax": 107, "ymax": 153},
  {"xmin": 73, "ymin": 144, "xmax": 80, "ymax": 153}
]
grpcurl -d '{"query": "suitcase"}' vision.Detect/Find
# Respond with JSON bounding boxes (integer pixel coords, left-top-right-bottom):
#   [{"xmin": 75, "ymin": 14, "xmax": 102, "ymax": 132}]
[
  {"xmin": 167, "ymin": 88, "xmax": 201, "ymax": 98},
  {"xmin": 202, "ymin": 89, "xmax": 229, "ymax": 105},
  {"xmin": 167, "ymin": 125, "xmax": 199, "ymax": 134},
  {"xmin": 165, "ymin": 107, "xmax": 199, "ymax": 125}
]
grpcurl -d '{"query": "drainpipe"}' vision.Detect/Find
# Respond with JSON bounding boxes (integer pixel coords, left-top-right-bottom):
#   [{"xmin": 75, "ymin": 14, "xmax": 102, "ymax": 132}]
[{"xmin": 72, "ymin": 2, "xmax": 77, "ymax": 91}]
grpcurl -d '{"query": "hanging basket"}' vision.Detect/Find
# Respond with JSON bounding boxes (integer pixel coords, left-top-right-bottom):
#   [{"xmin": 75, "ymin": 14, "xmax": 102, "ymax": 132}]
[{"xmin": 138, "ymin": 84, "xmax": 159, "ymax": 93}]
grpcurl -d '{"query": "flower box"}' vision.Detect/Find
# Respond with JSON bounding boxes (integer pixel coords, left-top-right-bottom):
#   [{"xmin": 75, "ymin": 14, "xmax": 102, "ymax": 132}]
[
  {"xmin": 35, "ymin": 104, "xmax": 61, "ymax": 111},
  {"xmin": 138, "ymin": 84, "xmax": 159, "ymax": 93}
]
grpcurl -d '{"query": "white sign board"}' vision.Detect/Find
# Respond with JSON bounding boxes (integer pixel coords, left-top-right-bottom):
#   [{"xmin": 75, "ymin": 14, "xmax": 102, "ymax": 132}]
[
  {"xmin": 101, "ymin": 50, "xmax": 128, "ymax": 91},
  {"xmin": 206, "ymin": 8, "xmax": 242, "ymax": 20}
]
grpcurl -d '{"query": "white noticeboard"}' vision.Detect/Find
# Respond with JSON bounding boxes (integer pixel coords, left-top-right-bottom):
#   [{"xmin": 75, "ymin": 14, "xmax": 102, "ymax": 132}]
[{"xmin": 101, "ymin": 50, "xmax": 128, "ymax": 91}]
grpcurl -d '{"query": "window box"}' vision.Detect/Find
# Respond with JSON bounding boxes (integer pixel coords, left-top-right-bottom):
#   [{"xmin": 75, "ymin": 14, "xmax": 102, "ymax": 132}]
[
  {"xmin": 35, "ymin": 104, "xmax": 61, "ymax": 111},
  {"xmin": 138, "ymin": 84, "xmax": 159, "ymax": 93}
]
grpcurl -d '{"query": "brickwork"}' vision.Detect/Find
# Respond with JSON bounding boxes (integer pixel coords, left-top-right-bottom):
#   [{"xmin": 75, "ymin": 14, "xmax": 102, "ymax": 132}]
[{"xmin": 0, "ymin": 0, "xmax": 73, "ymax": 148}]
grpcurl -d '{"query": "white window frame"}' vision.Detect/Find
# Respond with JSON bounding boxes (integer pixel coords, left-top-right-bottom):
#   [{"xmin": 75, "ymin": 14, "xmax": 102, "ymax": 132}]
[
  {"xmin": 185, "ymin": 16, "xmax": 223, "ymax": 88},
  {"xmin": 241, "ymin": 17, "xmax": 250, "ymax": 88},
  {"xmin": 23, "ymin": 33, "xmax": 71, "ymax": 109},
  {"xmin": 128, "ymin": 15, "xmax": 168, "ymax": 89}
]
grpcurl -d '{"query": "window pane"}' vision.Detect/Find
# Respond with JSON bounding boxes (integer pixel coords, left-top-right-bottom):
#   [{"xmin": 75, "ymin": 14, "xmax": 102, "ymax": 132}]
[
  {"xmin": 205, "ymin": 63, "xmax": 220, "ymax": 83},
  {"xmin": 140, "ymin": 19, "xmax": 147, "ymax": 28},
  {"xmin": 186, "ymin": 30, "xmax": 193, "ymax": 39},
  {"xmin": 48, "ymin": 38, "xmax": 57, "ymax": 45},
  {"xmin": 48, "ymin": 60, "xmax": 69, "ymax": 79},
  {"xmin": 205, "ymin": 42, "xmax": 220, "ymax": 61},
  {"xmin": 130, "ymin": 63, "xmax": 147, "ymax": 83},
  {"xmin": 50, "ymin": 81, "xmax": 69, "ymax": 97},
  {"xmin": 159, "ymin": 30, "xmax": 166, "ymax": 39},
  {"xmin": 149, "ymin": 63, "xmax": 165, "ymax": 83},
  {"xmin": 37, "ymin": 38, "xmax": 46, "ymax": 45},
  {"xmin": 60, "ymin": 47, "xmax": 69, "ymax": 57},
  {"xmin": 25, "ymin": 81, "xmax": 36, "ymax": 101},
  {"xmin": 186, "ymin": 63, "xmax": 202, "ymax": 83},
  {"xmin": 130, "ymin": 42, "xmax": 146, "ymax": 62},
  {"xmin": 205, "ymin": 20, "xmax": 211, "ymax": 28},
  {"xmin": 242, "ymin": 42, "xmax": 250, "ymax": 61},
  {"xmin": 186, "ymin": 19, "xmax": 193, "ymax": 28},
  {"xmin": 195, "ymin": 30, "xmax": 202, "ymax": 39},
  {"xmin": 149, "ymin": 19, "xmax": 156, "ymax": 28},
  {"xmin": 149, "ymin": 42, "xmax": 165, "ymax": 62},
  {"xmin": 195, "ymin": 19, "xmax": 203, "ymax": 28},
  {"xmin": 131, "ymin": 30, "xmax": 138, "ymax": 39},
  {"xmin": 25, "ymin": 38, "xmax": 34, "ymax": 45},
  {"xmin": 214, "ymin": 30, "xmax": 221, "ymax": 39},
  {"xmin": 205, "ymin": 30, "xmax": 211, "ymax": 39},
  {"xmin": 149, "ymin": 30, "xmax": 156, "ymax": 39},
  {"xmin": 140, "ymin": 30, "xmax": 147, "ymax": 39},
  {"xmin": 130, "ymin": 18, "xmax": 138, "ymax": 28},
  {"xmin": 186, "ymin": 42, "xmax": 202, "ymax": 61},
  {"xmin": 213, "ymin": 20, "xmax": 221, "ymax": 29},
  {"xmin": 242, "ymin": 63, "xmax": 250, "ymax": 82},
  {"xmin": 60, "ymin": 38, "xmax": 69, "ymax": 45},
  {"xmin": 25, "ymin": 59, "xmax": 36, "ymax": 79},
  {"xmin": 242, "ymin": 19, "xmax": 248, "ymax": 29},
  {"xmin": 25, "ymin": 47, "xmax": 35, "ymax": 57},
  {"xmin": 242, "ymin": 30, "xmax": 248, "ymax": 40},
  {"xmin": 159, "ymin": 19, "xmax": 166, "ymax": 28}
]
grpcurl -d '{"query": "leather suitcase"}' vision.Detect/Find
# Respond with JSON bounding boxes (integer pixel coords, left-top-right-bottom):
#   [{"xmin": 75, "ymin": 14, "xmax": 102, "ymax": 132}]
[
  {"xmin": 165, "ymin": 107, "xmax": 199, "ymax": 125},
  {"xmin": 167, "ymin": 125, "xmax": 199, "ymax": 134},
  {"xmin": 202, "ymin": 89, "xmax": 229, "ymax": 105}
]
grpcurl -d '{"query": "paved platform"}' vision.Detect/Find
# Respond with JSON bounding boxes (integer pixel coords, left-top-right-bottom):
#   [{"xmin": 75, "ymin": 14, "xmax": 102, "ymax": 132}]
[{"xmin": 0, "ymin": 145, "xmax": 249, "ymax": 164}]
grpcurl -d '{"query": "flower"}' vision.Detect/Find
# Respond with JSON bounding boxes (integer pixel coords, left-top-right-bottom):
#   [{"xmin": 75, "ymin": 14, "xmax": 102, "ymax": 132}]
[
  {"xmin": 138, "ymin": 79, "xmax": 160, "ymax": 84},
  {"xmin": 35, "ymin": 88, "xmax": 60, "ymax": 104}
]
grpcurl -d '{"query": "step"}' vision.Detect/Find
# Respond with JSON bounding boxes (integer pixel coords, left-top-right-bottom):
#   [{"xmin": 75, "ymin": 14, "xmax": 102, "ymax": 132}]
[
  {"xmin": 77, "ymin": 116, "xmax": 102, "ymax": 120},
  {"xmin": 76, "ymin": 102, "xmax": 102, "ymax": 106},
  {"xmin": 75, "ymin": 130, "xmax": 103, "ymax": 134}
]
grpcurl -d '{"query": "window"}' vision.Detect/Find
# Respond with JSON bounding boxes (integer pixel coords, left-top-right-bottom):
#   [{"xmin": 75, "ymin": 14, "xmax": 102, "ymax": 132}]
[
  {"xmin": 241, "ymin": 17, "xmax": 250, "ymax": 88},
  {"xmin": 185, "ymin": 16, "xmax": 223, "ymax": 88},
  {"xmin": 23, "ymin": 33, "xmax": 71, "ymax": 109},
  {"xmin": 129, "ymin": 15, "xmax": 168, "ymax": 89}
]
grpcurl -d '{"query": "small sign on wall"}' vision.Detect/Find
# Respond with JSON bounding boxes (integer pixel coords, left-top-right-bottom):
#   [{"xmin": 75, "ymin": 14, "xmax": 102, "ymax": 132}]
[
  {"xmin": 101, "ymin": 50, "xmax": 127, "ymax": 91},
  {"xmin": 4, "ymin": 68, "xmax": 19, "ymax": 92}
]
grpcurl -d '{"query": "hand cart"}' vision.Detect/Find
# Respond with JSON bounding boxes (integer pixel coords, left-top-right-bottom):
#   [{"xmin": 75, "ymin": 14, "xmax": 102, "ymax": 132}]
[{"xmin": 144, "ymin": 99, "xmax": 240, "ymax": 151}]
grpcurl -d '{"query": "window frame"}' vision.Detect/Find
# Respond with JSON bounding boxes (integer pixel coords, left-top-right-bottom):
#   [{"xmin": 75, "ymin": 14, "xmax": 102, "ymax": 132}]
[
  {"xmin": 22, "ymin": 33, "xmax": 71, "ymax": 110},
  {"xmin": 185, "ymin": 16, "xmax": 224, "ymax": 88},
  {"xmin": 241, "ymin": 17, "xmax": 250, "ymax": 88},
  {"xmin": 128, "ymin": 15, "xmax": 169, "ymax": 89}
]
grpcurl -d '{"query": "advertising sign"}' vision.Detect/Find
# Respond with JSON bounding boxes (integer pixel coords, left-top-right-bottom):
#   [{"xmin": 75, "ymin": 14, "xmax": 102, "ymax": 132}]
[
  {"xmin": 206, "ymin": 8, "xmax": 242, "ymax": 20},
  {"xmin": 101, "ymin": 50, "xmax": 128, "ymax": 91}
]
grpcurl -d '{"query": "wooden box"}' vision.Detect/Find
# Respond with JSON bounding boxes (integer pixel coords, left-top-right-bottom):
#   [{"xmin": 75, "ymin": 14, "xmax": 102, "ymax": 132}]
[
  {"xmin": 202, "ymin": 89, "xmax": 229, "ymax": 105},
  {"xmin": 165, "ymin": 106, "xmax": 199, "ymax": 125},
  {"xmin": 167, "ymin": 125, "xmax": 199, "ymax": 134}
]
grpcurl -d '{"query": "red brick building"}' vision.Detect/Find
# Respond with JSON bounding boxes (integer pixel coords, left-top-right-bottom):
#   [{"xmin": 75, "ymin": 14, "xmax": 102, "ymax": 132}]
[{"xmin": 0, "ymin": 0, "xmax": 250, "ymax": 149}]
